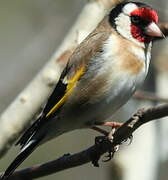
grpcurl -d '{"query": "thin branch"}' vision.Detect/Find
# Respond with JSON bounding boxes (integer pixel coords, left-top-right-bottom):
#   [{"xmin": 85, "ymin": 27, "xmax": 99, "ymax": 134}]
[
  {"xmin": 1, "ymin": 104, "xmax": 168, "ymax": 180},
  {"xmin": 134, "ymin": 90, "xmax": 168, "ymax": 103}
]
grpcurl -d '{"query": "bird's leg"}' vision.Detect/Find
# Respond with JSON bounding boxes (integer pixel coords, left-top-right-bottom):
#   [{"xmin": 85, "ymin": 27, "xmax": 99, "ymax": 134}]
[
  {"xmin": 102, "ymin": 121, "xmax": 133, "ymax": 145},
  {"xmin": 90, "ymin": 123, "xmax": 122, "ymax": 166},
  {"xmin": 98, "ymin": 121, "xmax": 123, "ymax": 128},
  {"xmin": 91, "ymin": 121, "xmax": 123, "ymax": 136},
  {"xmin": 99, "ymin": 122, "xmax": 133, "ymax": 145},
  {"xmin": 91, "ymin": 128, "xmax": 120, "ymax": 166}
]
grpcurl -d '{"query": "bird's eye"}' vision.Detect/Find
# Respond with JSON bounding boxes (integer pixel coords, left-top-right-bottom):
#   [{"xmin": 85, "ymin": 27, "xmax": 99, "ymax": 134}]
[{"xmin": 131, "ymin": 15, "xmax": 141, "ymax": 24}]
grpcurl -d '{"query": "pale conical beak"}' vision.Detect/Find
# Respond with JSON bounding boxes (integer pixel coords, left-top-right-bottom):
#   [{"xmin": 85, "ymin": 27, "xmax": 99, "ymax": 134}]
[{"xmin": 145, "ymin": 22, "xmax": 165, "ymax": 38}]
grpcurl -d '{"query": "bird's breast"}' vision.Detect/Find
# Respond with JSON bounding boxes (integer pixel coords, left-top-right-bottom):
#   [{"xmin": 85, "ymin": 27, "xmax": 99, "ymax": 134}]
[{"xmin": 102, "ymin": 33, "xmax": 150, "ymax": 75}]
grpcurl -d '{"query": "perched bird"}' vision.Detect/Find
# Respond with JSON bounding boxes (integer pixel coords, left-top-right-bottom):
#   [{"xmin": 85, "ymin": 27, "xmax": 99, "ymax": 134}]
[{"xmin": 1, "ymin": 1, "xmax": 164, "ymax": 179}]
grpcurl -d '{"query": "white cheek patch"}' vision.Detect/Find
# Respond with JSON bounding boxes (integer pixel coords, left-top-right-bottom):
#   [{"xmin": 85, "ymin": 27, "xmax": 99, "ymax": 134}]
[
  {"xmin": 115, "ymin": 13, "xmax": 145, "ymax": 47},
  {"xmin": 123, "ymin": 3, "xmax": 138, "ymax": 15},
  {"xmin": 115, "ymin": 13, "xmax": 132, "ymax": 40}
]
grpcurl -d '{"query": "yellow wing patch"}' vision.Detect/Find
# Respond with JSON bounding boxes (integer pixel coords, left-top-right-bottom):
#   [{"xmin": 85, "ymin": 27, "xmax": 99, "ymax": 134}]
[{"xmin": 46, "ymin": 66, "xmax": 85, "ymax": 117}]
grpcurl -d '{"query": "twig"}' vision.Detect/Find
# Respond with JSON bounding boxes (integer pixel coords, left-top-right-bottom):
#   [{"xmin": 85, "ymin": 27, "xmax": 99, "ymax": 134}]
[
  {"xmin": 1, "ymin": 104, "xmax": 168, "ymax": 180},
  {"xmin": 134, "ymin": 90, "xmax": 168, "ymax": 103}
]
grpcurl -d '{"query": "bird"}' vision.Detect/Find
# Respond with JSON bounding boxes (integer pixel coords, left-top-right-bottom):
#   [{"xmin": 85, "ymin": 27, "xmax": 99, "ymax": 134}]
[{"xmin": 1, "ymin": 1, "xmax": 164, "ymax": 179}]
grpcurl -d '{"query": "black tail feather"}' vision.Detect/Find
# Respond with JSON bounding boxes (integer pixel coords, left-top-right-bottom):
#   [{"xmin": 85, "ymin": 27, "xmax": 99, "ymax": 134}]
[
  {"xmin": 1, "ymin": 137, "xmax": 43, "ymax": 180},
  {"xmin": 15, "ymin": 116, "xmax": 44, "ymax": 148}
]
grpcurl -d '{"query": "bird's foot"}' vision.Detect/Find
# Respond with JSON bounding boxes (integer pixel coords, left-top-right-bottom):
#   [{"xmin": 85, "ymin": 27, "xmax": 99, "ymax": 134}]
[
  {"xmin": 91, "ymin": 136, "xmax": 107, "ymax": 167},
  {"xmin": 123, "ymin": 134, "xmax": 133, "ymax": 145},
  {"xmin": 91, "ymin": 121, "xmax": 122, "ymax": 136},
  {"xmin": 103, "ymin": 128, "xmax": 119, "ymax": 162},
  {"xmin": 103, "ymin": 144, "xmax": 119, "ymax": 162},
  {"xmin": 91, "ymin": 128, "xmax": 119, "ymax": 166}
]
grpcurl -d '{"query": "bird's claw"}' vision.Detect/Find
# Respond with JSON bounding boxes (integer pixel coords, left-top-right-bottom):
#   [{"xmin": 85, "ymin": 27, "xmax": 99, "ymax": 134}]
[
  {"xmin": 95, "ymin": 136, "xmax": 107, "ymax": 145},
  {"xmin": 128, "ymin": 134, "xmax": 133, "ymax": 145},
  {"xmin": 91, "ymin": 136, "xmax": 107, "ymax": 167},
  {"xmin": 92, "ymin": 130, "xmax": 119, "ymax": 165},
  {"xmin": 123, "ymin": 134, "xmax": 133, "ymax": 145},
  {"xmin": 103, "ymin": 151, "xmax": 114, "ymax": 162},
  {"xmin": 102, "ymin": 144, "xmax": 119, "ymax": 162},
  {"xmin": 62, "ymin": 153, "xmax": 71, "ymax": 157}
]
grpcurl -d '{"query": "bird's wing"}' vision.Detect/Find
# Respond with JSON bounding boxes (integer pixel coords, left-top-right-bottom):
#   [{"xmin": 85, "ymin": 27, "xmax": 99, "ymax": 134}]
[
  {"xmin": 16, "ymin": 29, "xmax": 110, "ymax": 148},
  {"xmin": 17, "ymin": 18, "xmax": 114, "ymax": 148}
]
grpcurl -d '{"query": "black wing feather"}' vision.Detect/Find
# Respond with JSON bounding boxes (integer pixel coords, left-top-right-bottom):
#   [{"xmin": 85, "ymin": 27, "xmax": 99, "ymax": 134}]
[{"xmin": 16, "ymin": 66, "xmax": 69, "ymax": 147}]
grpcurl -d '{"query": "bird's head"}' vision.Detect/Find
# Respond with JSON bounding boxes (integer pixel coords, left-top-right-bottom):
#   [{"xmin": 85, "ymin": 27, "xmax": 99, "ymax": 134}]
[{"xmin": 109, "ymin": 1, "xmax": 164, "ymax": 45}]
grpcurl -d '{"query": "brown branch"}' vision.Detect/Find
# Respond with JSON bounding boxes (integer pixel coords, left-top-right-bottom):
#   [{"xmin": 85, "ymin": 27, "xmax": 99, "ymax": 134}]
[
  {"xmin": 134, "ymin": 90, "xmax": 168, "ymax": 103},
  {"xmin": 1, "ymin": 104, "xmax": 168, "ymax": 180}
]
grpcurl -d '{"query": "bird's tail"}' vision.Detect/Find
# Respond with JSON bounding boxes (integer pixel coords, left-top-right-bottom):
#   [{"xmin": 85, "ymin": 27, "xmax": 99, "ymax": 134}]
[{"xmin": 1, "ymin": 136, "xmax": 43, "ymax": 180}]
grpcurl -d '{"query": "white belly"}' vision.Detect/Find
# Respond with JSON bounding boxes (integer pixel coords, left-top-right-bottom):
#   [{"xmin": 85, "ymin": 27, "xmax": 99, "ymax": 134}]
[
  {"xmin": 41, "ymin": 71, "xmax": 146, "ymax": 143},
  {"xmin": 57, "ymin": 68, "xmax": 146, "ymax": 131},
  {"xmin": 92, "ymin": 74, "xmax": 138, "ymax": 123}
]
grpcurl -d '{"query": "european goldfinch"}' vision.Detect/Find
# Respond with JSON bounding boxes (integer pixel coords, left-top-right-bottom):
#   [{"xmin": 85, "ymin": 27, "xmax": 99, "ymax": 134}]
[{"xmin": 2, "ymin": 1, "xmax": 164, "ymax": 179}]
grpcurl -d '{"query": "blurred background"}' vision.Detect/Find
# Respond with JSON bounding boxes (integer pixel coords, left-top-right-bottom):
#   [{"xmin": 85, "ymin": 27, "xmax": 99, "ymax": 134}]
[{"xmin": 0, "ymin": 0, "xmax": 168, "ymax": 180}]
